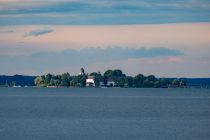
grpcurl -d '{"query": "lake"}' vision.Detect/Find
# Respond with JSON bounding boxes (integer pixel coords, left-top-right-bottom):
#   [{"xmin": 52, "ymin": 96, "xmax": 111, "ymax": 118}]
[{"xmin": 0, "ymin": 88, "xmax": 210, "ymax": 140}]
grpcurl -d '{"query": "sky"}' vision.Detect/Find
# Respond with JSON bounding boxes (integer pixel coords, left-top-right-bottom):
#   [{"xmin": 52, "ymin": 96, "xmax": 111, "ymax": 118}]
[{"xmin": 0, "ymin": 0, "xmax": 210, "ymax": 77}]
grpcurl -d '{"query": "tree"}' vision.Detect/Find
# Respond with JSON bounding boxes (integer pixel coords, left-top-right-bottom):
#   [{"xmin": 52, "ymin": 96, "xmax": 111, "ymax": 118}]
[
  {"xmin": 143, "ymin": 79, "xmax": 154, "ymax": 88},
  {"xmin": 104, "ymin": 70, "xmax": 113, "ymax": 78},
  {"xmin": 179, "ymin": 79, "xmax": 187, "ymax": 87},
  {"xmin": 126, "ymin": 76, "xmax": 133, "ymax": 87},
  {"xmin": 133, "ymin": 74, "xmax": 145, "ymax": 88},
  {"xmin": 70, "ymin": 76, "xmax": 79, "ymax": 87},
  {"xmin": 112, "ymin": 69, "xmax": 124, "ymax": 77},
  {"xmin": 147, "ymin": 75, "xmax": 157, "ymax": 82},
  {"xmin": 54, "ymin": 79, "xmax": 60, "ymax": 86},
  {"xmin": 78, "ymin": 74, "xmax": 87, "ymax": 87},
  {"xmin": 154, "ymin": 81, "xmax": 160, "ymax": 88},
  {"xmin": 116, "ymin": 77, "xmax": 127, "ymax": 87},
  {"xmin": 34, "ymin": 76, "xmax": 44, "ymax": 87},
  {"xmin": 172, "ymin": 79, "xmax": 180, "ymax": 87},
  {"xmin": 90, "ymin": 72, "xmax": 103, "ymax": 87},
  {"xmin": 159, "ymin": 78, "xmax": 170, "ymax": 88},
  {"xmin": 44, "ymin": 73, "xmax": 53, "ymax": 86},
  {"xmin": 60, "ymin": 73, "xmax": 71, "ymax": 87}
]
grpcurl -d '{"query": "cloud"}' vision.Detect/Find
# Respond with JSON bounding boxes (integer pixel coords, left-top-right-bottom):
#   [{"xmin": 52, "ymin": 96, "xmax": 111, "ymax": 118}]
[
  {"xmin": 0, "ymin": 47, "xmax": 183, "ymax": 73},
  {"xmin": 0, "ymin": 29, "xmax": 15, "ymax": 33},
  {"xmin": 27, "ymin": 47, "xmax": 184, "ymax": 64},
  {"xmin": 24, "ymin": 27, "xmax": 53, "ymax": 37},
  {"xmin": 0, "ymin": 0, "xmax": 210, "ymax": 25},
  {"xmin": 69, "ymin": 47, "xmax": 183, "ymax": 62}
]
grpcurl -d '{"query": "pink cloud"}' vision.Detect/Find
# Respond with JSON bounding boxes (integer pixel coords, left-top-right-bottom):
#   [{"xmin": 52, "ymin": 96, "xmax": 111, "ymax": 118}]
[{"xmin": 167, "ymin": 57, "xmax": 183, "ymax": 63}]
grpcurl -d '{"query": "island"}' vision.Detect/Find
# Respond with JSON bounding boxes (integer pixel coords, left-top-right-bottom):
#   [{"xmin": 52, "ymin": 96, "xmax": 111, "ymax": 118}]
[
  {"xmin": 34, "ymin": 68, "xmax": 187, "ymax": 88},
  {"xmin": 1, "ymin": 68, "xmax": 210, "ymax": 88}
]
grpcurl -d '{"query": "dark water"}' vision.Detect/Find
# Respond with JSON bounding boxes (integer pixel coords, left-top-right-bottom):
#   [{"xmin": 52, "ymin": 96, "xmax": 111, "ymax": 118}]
[{"xmin": 0, "ymin": 88, "xmax": 210, "ymax": 140}]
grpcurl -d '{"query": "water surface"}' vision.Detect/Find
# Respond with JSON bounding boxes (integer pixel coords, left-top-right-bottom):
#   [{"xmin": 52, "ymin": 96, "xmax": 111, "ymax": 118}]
[{"xmin": 0, "ymin": 88, "xmax": 210, "ymax": 140}]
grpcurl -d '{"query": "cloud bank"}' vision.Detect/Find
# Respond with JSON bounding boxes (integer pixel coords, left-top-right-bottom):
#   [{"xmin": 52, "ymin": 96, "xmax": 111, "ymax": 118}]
[
  {"xmin": 0, "ymin": 47, "xmax": 183, "ymax": 73},
  {"xmin": 24, "ymin": 27, "xmax": 53, "ymax": 37}
]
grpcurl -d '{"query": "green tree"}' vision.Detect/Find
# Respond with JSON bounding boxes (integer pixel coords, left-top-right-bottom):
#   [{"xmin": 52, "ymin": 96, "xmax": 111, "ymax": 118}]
[
  {"xmin": 60, "ymin": 73, "xmax": 71, "ymax": 87},
  {"xmin": 104, "ymin": 70, "xmax": 113, "ymax": 78},
  {"xmin": 126, "ymin": 76, "xmax": 133, "ymax": 87},
  {"xmin": 70, "ymin": 76, "xmax": 80, "ymax": 87},
  {"xmin": 90, "ymin": 72, "xmax": 103, "ymax": 87},
  {"xmin": 159, "ymin": 78, "xmax": 170, "ymax": 88},
  {"xmin": 147, "ymin": 75, "xmax": 157, "ymax": 82},
  {"xmin": 143, "ymin": 79, "xmax": 154, "ymax": 88},
  {"xmin": 154, "ymin": 81, "xmax": 160, "ymax": 88},
  {"xmin": 179, "ymin": 79, "xmax": 187, "ymax": 87},
  {"xmin": 54, "ymin": 79, "xmax": 60, "ymax": 86},
  {"xmin": 116, "ymin": 77, "xmax": 127, "ymax": 87},
  {"xmin": 172, "ymin": 79, "xmax": 180, "ymax": 87},
  {"xmin": 78, "ymin": 74, "xmax": 87, "ymax": 87},
  {"xmin": 112, "ymin": 69, "xmax": 124, "ymax": 77},
  {"xmin": 44, "ymin": 73, "xmax": 53, "ymax": 86},
  {"xmin": 34, "ymin": 76, "xmax": 44, "ymax": 87},
  {"xmin": 133, "ymin": 74, "xmax": 145, "ymax": 88}
]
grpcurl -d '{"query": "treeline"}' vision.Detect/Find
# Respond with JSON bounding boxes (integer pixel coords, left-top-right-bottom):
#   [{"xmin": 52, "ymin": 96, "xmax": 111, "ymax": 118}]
[
  {"xmin": 34, "ymin": 69, "xmax": 186, "ymax": 88},
  {"xmin": 0, "ymin": 75, "xmax": 36, "ymax": 87}
]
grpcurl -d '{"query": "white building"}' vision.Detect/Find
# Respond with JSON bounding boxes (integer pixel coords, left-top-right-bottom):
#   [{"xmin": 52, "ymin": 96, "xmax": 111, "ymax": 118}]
[
  {"xmin": 86, "ymin": 76, "xmax": 95, "ymax": 87},
  {"xmin": 107, "ymin": 78, "xmax": 115, "ymax": 87}
]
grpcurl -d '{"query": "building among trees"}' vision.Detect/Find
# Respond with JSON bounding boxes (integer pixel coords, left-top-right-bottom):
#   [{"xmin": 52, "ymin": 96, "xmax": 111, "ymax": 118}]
[
  {"xmin": 107, "ymin": 77, "xmax": 115, "ymax": 87},
  {"xmin": 86, "ymin": 76, "xmax": 95, "ymax": 87},
  {"xmin": 34, "ymin": 68, "xmax": 187, "ymax": 88}
]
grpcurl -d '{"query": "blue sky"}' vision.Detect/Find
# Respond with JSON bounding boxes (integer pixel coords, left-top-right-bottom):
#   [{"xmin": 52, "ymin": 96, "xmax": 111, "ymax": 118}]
[
  {"xmin": 0, "ymin": 0, "xmax": 210, "ymax": 25},
  {"xmin": 0, "ymin": 0, "xmax": 210, "ymax": 77}
]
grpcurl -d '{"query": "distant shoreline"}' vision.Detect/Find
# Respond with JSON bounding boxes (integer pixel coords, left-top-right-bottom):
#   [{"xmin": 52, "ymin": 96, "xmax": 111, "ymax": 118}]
[{"xmin": 1, "ymin": 73, "xmax": 210, "ymax": 88}]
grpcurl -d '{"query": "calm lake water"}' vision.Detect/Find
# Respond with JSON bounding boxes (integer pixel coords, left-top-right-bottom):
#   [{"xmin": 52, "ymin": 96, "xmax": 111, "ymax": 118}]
[{"xmin": 0, "ymin": 88, "xmax": 210, "ymax": 140}]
